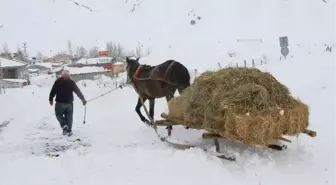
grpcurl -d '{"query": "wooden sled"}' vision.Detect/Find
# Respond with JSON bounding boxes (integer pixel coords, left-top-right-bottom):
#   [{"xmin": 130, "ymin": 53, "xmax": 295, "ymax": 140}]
[{"xmin": 154, "ymin": 113, "xmax": 317, "ymax": 161}]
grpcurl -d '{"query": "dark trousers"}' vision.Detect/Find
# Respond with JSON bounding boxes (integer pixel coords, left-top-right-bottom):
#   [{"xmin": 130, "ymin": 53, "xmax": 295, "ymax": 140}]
[{"xmin": 55, "ymin": 102, "xmax": 74, "ymax": 132}]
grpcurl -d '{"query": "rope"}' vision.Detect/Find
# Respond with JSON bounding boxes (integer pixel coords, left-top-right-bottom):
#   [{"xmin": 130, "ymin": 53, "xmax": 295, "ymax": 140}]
[
  {"xmin": 82, "ymin": 84, "xmax": 124, "ymax": 124},
  {"xmin": 87, "ymin": 85, "xmax": 123, "ymax": 102}
]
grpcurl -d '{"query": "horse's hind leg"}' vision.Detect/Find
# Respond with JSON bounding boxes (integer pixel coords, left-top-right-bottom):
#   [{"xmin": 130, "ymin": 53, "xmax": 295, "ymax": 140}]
[{"xmin": 135, "ymin": 97, "xmax": 150, "ymax": 125}]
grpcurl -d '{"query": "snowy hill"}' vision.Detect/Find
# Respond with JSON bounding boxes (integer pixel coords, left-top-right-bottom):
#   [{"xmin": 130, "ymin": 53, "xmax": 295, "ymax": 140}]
[
  {"xmin": 0, "ymin": 0, "xmax": 334, "ymax": 62},
  {"xmin": 0, "ymin": 0, "xmax": 335, "ymax": 185}
]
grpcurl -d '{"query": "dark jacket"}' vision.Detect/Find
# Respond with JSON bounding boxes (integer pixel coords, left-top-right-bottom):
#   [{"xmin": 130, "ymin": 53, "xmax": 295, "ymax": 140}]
[{"xmin": 49, "ymin": 77, "xmax": 85, "ymax": 103}]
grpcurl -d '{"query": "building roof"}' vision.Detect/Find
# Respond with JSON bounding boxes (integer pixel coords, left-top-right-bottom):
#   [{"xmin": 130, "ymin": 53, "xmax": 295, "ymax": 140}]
[
  {"xmin": 27, "ymin": 62, "xmax": 53, "ymax": 69},
  {"xmin": 0, "ymin": 57, "xmax": 27, "ymax": 68},
  {"xmin": 113, "ymin": 61, "xmax": 125, "ymax": 65},
  {"xmin": 75, "ymin": 56, "xmax": 114, "ymax": 65},
  {"xmin": 64, "ymin": 66, "xmax": 109, "ymax": 75}
]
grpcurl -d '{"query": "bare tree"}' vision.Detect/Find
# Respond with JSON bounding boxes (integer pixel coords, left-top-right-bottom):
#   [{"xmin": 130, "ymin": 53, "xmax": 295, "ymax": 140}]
[
  {"xmin": 89, "ymin": 46, "xmax": 99, "ymax": 57},
  {"xmin": 36, "ymin": 51, "xmax": 43, "ymax": 60},
  {"xmin": 2, "ymin": 42, "xmax": 9, "ymax": 53},
  {"xmin": 68, "ymin": 40, "xmax": 73, "ymax": 57},
  {"xmin": 116, "ymin": 43, "xmax": 125, "ymax": 58},
  {"xmin": 123, "ymin": 49, "xmax": 135, "ymax": 58},
  {"xmin": 12, "ymin": 47, "xmax": 25, "ymax": 61},
  {"xmin": 106, "ymin": 41, "xmax": 126, "ymax": 59},
  {"xmin": 145, "ymin": 47, "xmax": 151, "ymax": 56},
  {"xmin": 0, "ymin": 52, "xmax": 12, "ymax": 59},
  {"xmin": 75, "ymin": 46, "xmax": 87, "ymax": 58},
  {"xmin": 134, "ymin": 43, "xmax": 143, "ymax": 57},
  {"xmin": 106, "ymin": 41, "xmax": 113, "ymax": 57},
  {"xmin": 112, "ymin": 43, "xmax": 124, "ymax": 58},
  {"xmin": 0, "ymin": 42, "xmax": 12, "ymax": 59}
]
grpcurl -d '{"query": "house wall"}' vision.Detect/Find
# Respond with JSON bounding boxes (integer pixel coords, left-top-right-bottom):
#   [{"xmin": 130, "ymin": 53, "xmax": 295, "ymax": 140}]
[
  {"xmin": 113, "ymin": 65, "xmax": 126, "ymax": 74},
  {"xmin": 1, "ymin": 66, "xmax": 26, "ymax": 79},
  {"xmin": 26, "ymin": 65, "xmax": 51, "ymax": 74},
  {"xmin": 67, "ymin": 63, "xmax": 126, "ymax": 75},
  {"xmin": 16, "ymin": 66, "xmax": 27, "ymax": 78}
]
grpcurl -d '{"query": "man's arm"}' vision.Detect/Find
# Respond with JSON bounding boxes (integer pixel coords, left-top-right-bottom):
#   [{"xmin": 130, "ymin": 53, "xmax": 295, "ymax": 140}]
[
  {"xmin": 72, "ymin": 81, "xmax": 86, "ymax": 101},
  {"xmin": 49, "ymin": 79, "xmax": 59, "ymax": 101}
]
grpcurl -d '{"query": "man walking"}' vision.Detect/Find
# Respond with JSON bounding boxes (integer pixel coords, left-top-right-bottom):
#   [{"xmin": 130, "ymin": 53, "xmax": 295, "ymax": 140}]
[{"xmin": 49, "ymin": 70, "xmax": 87, "ymax": 136}]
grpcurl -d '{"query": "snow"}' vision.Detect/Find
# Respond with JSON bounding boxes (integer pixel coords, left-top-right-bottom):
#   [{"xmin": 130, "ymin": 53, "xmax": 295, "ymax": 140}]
[
  {"xmin": 27, "ymin": 68, "xmax": 40, "ymax": 73},
  {"xmin": 64, "ymin": 66, "xmax": 109, "ymax": 75},
  {"xmin": 0, "ymin": 0, "xmax": 334, "ymax": 56},
  {"xmin": 51, "ymin": 66, "xmax": 63, "ymax": 73},
  {"xmin": 0, "ymin": 78, "xmax": 27, "ymax": 83},
  {"xmin": 113, "ymin": 61, "xmax": 125, "ymax": 65},
  {"xmin": 31, "ymin": 62, "xmax": 54, "ymax": 69},
  {"xmin": 75, "ymin": 57, "xmax": 114, "ymax": 65},
  {"xmin": 0, "ymin": 0, "xmax": 335, "ymax": 184},
  {"xmin": 0, "ymin": 57, "xmax": 26, "ymax": 68},
  {"xmin": 0, "ymin": 47, "xmax": 335, "ymax": 185}
]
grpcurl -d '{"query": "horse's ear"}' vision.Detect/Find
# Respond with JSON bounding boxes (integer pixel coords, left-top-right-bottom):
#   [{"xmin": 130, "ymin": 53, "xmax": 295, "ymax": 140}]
[
  {"xmin": 136, "ymin": 57, "xmax": 140, "ymax": 61},
  {"xmin": 125, "ymin": 56, "xmax": 129, "ymax": 63}
]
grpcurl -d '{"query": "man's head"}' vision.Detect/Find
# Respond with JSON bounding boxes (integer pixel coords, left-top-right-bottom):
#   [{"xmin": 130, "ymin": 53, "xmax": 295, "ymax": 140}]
[{"xmin": 61, "ymin": 69, "xmax": 70, "ymax": 79}]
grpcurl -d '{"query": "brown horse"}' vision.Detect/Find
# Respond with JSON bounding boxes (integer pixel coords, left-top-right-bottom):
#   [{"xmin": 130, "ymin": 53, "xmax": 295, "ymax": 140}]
[{"xmin": 126, "ymin": 57, "xmax": 190, "ymax": 134}]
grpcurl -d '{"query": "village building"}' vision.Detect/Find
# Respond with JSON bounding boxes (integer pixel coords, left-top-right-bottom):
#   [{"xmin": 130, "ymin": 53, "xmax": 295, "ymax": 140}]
[
  {"xmin": 0, "ymin": 57, "xmax": 27, "ymax": 79},
  {"xmin": 0, "ymin": 57, "xmax": 28, "ymax": 88},
  {"xmin": 26, "ymin": 62, "xmax": 63, "ymax": 76},
  {"xmin": 68, "ymin": 56, "xmax": 126, "ymax": 76}
]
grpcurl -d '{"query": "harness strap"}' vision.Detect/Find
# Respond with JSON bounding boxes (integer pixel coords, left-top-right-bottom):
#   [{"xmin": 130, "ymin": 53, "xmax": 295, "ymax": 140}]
[
  {"xmin": 134, "ymin": 65, "xmax": 142, "ymax": 78},
  {"xmin": 163, "ymin": 61, "xmax": 176, "ymax": 80}
]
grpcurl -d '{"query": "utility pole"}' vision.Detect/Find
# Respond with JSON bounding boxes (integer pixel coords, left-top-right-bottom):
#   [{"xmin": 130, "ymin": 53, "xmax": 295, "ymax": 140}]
[
  {"xmin": 0, "ymin": 58, "xmax": 3, "ymax": 94},
  {"xmin": 22, "ymin": 42, "xmax": 28, "ymax": 62}
]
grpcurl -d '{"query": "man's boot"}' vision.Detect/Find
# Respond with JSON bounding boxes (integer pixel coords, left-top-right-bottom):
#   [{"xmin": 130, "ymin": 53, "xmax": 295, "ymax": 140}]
[{"xmin": 62, "ymin": 125, "xmax": 69, "ymax": 135}]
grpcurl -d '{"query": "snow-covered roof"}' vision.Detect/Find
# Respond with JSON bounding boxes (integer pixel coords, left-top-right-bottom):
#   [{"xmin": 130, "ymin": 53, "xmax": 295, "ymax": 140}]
[
  {"xmin": 51, "ymin": 66, "xmax": 63, "ymax": 73},
  {"xmin": 29, "ymin": 62, "xmax": 53, "ymax": 69},
  {"xmin": 0, "ymin": 57, "xmax": 26, "ymax": 68},
  {"xmin": 113, "ymin": 61, "xmax": 125, "ymax": 65},
  {"xmin": 1, "ymin": 78, "xmax": 27, "ymax": 83},
  {"xmin": 75, "ymin": 56, "xmax": 113, "ymax": 65},
  {"xmin": 28, "ymin": 69, "xmax": 39, "ymax": 72},
  {"xmin": 64, "ymin": 66, "xmax": 109, "ymax": 75}
]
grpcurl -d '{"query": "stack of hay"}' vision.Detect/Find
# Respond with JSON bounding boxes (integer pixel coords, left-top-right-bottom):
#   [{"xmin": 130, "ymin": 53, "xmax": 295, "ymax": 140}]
[{"xmin": 167, "ymin": 67, "xmax": 309, "ymax": 147}]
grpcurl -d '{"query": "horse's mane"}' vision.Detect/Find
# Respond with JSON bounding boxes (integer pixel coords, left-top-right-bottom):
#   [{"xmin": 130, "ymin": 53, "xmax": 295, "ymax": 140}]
[{"xmin": 141, "ymin": 64, "xmax": 152, "ymax": 69}]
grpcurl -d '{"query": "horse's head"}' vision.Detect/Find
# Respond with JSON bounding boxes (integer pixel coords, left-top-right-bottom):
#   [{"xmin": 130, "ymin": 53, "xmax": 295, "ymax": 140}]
[{"xmin": 126, "ymin": 56, "xmax": 140, "ymax": 79}]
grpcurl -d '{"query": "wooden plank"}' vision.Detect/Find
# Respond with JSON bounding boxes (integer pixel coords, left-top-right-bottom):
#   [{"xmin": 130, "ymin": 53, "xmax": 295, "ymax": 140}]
[
  {"xmin": 154, "ymin": 120, "xmax": 180, "ymax": 126},
  {"xmin": 202, "ymin": 132, "xmax": 223, "ymax": 139},
  {"xmin": 303, "ymin": 129, "xmax": 317, "ymax": 137}
]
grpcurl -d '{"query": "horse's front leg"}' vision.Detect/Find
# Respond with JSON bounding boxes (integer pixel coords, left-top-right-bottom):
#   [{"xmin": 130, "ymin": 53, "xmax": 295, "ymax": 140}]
[{"xmin": 135, "ymin": 97, "xmax": 150, "ymax": 125}]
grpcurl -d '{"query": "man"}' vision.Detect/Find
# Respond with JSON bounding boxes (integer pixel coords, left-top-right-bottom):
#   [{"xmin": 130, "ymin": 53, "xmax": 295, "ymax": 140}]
[{"xmin": 49, "ymin": 70, "xmax": 87, "ymax": 136}]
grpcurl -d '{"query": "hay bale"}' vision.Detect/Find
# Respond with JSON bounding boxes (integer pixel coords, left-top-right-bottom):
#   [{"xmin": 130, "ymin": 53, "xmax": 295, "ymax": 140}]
[{"xmin": 167, "ymin": 67, "xmax": 310, "ymax": 147}]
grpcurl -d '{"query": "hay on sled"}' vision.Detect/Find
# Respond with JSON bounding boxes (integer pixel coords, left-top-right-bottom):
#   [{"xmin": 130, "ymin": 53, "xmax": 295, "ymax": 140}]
[{"xmin": 167, "ymin": 67, "xmax": 310, "ymax": 147}]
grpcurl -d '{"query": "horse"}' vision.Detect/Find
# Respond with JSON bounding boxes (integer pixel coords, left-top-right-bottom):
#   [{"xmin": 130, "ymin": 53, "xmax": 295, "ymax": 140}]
[{"xmin": 125, "ymin": 56, "xmax": 191, "ymax": 135}]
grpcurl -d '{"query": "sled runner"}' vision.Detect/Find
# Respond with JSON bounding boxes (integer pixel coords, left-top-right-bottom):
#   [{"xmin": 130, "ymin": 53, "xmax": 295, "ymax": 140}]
[{"xmin": 153, "ymin": 113, "xmax": 316, "ymax": 161}]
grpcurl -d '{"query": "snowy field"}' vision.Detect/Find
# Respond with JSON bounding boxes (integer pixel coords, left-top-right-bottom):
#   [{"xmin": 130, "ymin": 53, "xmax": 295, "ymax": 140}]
[
  {"xmin": 0, "ymin": 46, "xmax": 335, "ymax": 185},
  {"xmin": 1, "ymin": 0, "xmax": 335, "ymax": 184}
]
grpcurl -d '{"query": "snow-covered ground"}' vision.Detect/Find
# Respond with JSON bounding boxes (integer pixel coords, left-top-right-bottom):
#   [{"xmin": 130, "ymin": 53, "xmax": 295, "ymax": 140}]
[
  {"xmin": 0, "ymin": 46, "xmax": 334, "ymax": 185},
  {"xmin": 1, "ymin": 0, "xmax": 335, "ymax": 184}
]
